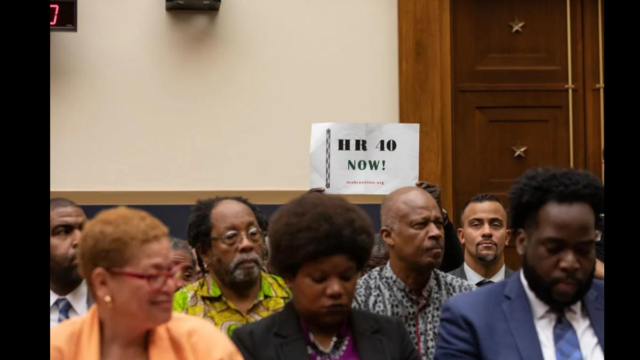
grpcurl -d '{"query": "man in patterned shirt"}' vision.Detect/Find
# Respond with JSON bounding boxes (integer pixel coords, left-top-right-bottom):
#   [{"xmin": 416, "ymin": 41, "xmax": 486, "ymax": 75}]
[
  {"xmin": 353, "ymin": 187, "xmax": 475, "ymax": 360},
  {"xmin": 173, "ymin": 197, "xmax": 291, "ymax": 336}
]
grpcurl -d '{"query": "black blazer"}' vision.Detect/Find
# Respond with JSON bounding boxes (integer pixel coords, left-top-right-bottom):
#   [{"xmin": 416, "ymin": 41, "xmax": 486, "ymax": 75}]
[
  {"xmin": 440, "ymin": 219, "xmax": 464, "ymax": 272},
  {"xmin": 231, "ymin": 303, "xmax": 420, "ymax": 360}
]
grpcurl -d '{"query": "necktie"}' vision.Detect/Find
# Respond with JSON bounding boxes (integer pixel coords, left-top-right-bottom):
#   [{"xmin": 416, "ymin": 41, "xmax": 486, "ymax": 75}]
[
  {"xmin": 554, "ymin": 313, "xmax": 584, "ymax": 360},
  {"xmin": 56, "ymin": 298, "xmax": 72, "ymax": 323},
  {"xmin": 476, "ymin": 279, "xmax": 494, "ymax": 287}
]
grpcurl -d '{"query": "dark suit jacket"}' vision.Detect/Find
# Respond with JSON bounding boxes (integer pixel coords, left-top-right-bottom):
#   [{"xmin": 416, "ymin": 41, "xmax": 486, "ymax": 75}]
[
  {"xmin": 434, "ymin": 272, "xmax": 604, "ymax": 360},
  {"xmin": 448, "ymin": 263, "xmax": 515, "ymax": 283},
  {"xmin": 441, "ymin": 219, "xmax": 464, "ymax": 273},
  {"xmin": 232, "ymin": 303, "xmax": 420, "ymax": 360}
]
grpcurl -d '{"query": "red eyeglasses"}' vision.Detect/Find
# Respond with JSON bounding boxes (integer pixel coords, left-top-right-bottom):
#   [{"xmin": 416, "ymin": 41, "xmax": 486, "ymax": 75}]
[{"xmin": 108, "ymin": 268, "xmax": 183, "ymax": 289}]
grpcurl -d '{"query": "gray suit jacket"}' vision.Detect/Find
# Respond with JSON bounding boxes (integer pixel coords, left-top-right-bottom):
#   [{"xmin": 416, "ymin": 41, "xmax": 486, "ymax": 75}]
[{"xmin": 449, "ymin": 263, "xmax": 515, "ymax": 283}]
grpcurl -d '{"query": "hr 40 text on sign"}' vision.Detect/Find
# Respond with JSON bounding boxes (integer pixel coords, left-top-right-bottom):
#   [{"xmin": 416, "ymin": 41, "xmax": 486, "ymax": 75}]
[{"xmin": 310, "ymin": 123, "xmax": 419, "ymax": 195}]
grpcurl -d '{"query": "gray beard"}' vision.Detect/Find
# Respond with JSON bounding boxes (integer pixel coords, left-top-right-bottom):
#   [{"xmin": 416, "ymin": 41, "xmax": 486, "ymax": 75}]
[
  {"xmin": 213, "ymin": 255, "xmax": 263, "ymax": 294},
  {"xmin": 227, "ymin": 266, "xmax": 261, "ymax": 287}
]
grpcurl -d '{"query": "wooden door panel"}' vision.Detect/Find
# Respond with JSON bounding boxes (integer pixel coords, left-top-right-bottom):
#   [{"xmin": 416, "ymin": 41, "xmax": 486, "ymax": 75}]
[{"xmin": 453, "ymin": 0, "xmax": 569, "ymax": 86}]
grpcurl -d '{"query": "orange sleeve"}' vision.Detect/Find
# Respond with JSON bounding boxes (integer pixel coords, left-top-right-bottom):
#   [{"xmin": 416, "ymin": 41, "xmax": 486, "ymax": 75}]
[{"xmin": 190, "ymin": 320, "xmax": 244, "ymax": 360}]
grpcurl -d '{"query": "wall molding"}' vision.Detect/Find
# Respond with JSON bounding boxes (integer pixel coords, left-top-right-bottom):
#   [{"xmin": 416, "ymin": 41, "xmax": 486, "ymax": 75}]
[{"xmin": 50, "ymin": 191, "xmax": 387, "ymax": 205}]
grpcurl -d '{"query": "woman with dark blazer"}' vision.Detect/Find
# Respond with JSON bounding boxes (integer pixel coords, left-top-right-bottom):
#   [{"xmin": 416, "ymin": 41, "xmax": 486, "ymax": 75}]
[{"xmin": 231, "ymin": 194, "xmax": 420, "ymax": 360}]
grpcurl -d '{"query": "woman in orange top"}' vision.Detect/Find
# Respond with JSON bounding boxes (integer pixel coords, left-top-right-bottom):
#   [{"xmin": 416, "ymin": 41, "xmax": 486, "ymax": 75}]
[{"xmin": 50, "ymin": 206, "xmax": 243, "ymax": 360}]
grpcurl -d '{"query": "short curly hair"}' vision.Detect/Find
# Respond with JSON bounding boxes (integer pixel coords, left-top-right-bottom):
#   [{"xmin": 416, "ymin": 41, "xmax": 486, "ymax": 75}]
[
  {"xmin": 170, "ymin": 236, "xmax": 195, "ymax": 267},
  {"xmin": 509, "ymin": 167, "xmax": 604, "ymax": 232},
  {"xmin": 187, "ymin": 197, "xmax": 268, "ymax": 276},
  {"xmin": 268, "ymin": 194, "xmax": 374, "ymax": 278},
  {"xmin": 459, "ymin": 194, "xmax": 505, "ymax": 226},
  {"xmin": 50, "ymin": 197, "xmax": 81, "ymax": 212},
  {"xmin": 79, "ymin": 207, "xmax": 169, "ymax": 294}
]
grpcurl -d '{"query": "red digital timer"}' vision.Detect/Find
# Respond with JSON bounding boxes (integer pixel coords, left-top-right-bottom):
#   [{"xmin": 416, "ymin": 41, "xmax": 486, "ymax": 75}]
[
  {"xmin": 50, "ymin": 4, "xmax": 59, "ymax": 25},
  {"xmin": 50, "ymin": 1, "xmax": 77, "ymax": 32}
]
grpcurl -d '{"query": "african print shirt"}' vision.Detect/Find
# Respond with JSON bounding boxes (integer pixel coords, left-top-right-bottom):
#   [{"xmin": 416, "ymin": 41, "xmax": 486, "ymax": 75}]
[
  {"xmin": 173, "ymin": 272, "xmax": 291, "ymax": 336},
  {"xmin": 353, "ymin": 263, "xmax": 475, "ymax": 360}
]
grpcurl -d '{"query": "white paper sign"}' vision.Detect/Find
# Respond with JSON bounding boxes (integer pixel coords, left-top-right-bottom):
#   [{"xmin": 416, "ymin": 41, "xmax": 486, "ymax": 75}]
[{"xmin": 310, "ymin": 123, "xmax": 419, "ymax": 194}]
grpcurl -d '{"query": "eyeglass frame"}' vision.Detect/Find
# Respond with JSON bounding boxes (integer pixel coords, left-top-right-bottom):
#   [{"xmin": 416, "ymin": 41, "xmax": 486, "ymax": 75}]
[
  {"xmin": 107, "ymin": 267, "xmax": 183, "ymax": 290},
  {"xmin": 210, "ymin": 227, "xmax": 266, "ymax": 247}
]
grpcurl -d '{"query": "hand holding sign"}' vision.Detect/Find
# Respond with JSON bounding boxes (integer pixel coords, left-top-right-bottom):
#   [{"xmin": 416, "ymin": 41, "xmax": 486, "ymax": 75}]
[
  {"xmin": 416, "ymin": 181, "xmax": 442, "ymax": 208},
  {"xmin": 310, "ymin": 123, "xmax": 419, "ymax": 195},
  {"xmin": 307, "ymin": 187, "xmax": 326, "ymax": 194}
]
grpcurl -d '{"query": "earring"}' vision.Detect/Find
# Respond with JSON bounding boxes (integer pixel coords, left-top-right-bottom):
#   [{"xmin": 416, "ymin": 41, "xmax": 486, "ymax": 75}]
[{"xmin": 104, "ymin": 295, "xmax": 113, "ymax": 308}]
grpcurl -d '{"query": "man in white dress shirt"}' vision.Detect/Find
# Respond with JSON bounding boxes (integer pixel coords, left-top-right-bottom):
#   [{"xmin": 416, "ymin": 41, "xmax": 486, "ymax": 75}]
[
  {"xmin": 449, "ymin": 194, "xmax": 515, "ymax": 285},
  {"xmin": 50, "ymin": 198, "xmax": 92, "ymax": 328},
  {"xmin": 435, "ymin": 168, "xmax": 604, "ymax": 360}
]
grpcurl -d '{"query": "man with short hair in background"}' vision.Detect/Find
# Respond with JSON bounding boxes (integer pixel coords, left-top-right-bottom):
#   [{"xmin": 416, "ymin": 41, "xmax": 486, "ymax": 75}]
[
  {"xmin": 50, "ymin": 198, "xmax": 93, "ymax": 328},
  {"xmin": 449, "ymin": 194, "xmax": 515, "ymax": 286}
]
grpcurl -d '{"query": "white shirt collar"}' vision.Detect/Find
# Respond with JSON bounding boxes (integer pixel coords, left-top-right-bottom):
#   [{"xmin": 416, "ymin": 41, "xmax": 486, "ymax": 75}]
[
  {"xmin": 50, "ymin": 281, "xmax": 88, "ymax": 314},
  {"xmin": 463, "ymin": 262, "xmax": 506, "ymax": 284},
  {"xmin": 520, "ymin": 271, "xmax": 581, "ymax": 320}
]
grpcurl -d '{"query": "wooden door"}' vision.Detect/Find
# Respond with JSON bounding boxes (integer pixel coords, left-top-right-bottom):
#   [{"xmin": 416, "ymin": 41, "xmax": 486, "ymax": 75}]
[{"xmin": 451, "ymin": 0, "xmax": 598, "ymax": 270}]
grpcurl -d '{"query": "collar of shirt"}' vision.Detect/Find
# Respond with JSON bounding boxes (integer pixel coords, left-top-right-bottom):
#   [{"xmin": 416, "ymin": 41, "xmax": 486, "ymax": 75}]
[
  {"xmin": 50, "ymin": 280, "xmax": 88, "ymax": 315},
  {"xmin": 520, "ymin": 271, "xmax": 581, "ymax": 320},
  {"xmin": 195, "ymin": 272, "xmax": 289, "ymax": 301},
  {"xmin": 382, "ymin": 263, "xmax": 434, "ymax": 300},
  {"xmin": 464, "ymin": 263, "xmax": 506, "ymax": 285}
]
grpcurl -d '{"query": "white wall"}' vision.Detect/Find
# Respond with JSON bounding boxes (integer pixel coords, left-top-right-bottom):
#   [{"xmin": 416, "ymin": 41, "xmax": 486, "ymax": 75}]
[{"xmin": 50, "ymin": 0, "xmax": 399, "ymax": 191}]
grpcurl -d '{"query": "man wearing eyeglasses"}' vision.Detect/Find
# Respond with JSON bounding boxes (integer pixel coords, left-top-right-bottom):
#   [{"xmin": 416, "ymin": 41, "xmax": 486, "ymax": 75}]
[
  {"xmin": 173, "ymin": 197, "xmax": 291, "ymax": 336},
  {"xmin": 50, "ymin": 198, "xmax": 93, "ymax": 328}
]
